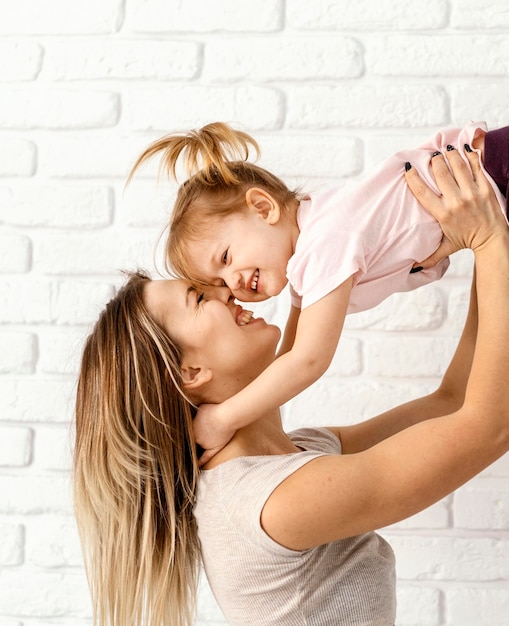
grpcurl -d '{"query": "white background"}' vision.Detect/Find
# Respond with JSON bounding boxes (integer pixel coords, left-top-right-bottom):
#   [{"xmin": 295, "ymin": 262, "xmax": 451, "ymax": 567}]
[{"xmin": 1, "ymin": 1, "xmax": 509, "ymax": 624}]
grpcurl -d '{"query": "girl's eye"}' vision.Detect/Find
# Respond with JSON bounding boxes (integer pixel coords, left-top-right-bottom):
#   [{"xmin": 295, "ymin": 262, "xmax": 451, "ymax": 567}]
[
  {"xmin": 221, "ymin": 249, "xmax": 228, "ymax": 264},
  {"xmin": 197, "ymin": 292, "xmax": 205, "ymax": 305}
]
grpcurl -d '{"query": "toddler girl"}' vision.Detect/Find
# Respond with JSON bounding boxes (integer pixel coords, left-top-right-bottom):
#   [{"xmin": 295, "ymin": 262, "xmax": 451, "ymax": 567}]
[{"xmin": 129, "ymin": 121, "xmax": 509, "ymax": 462}]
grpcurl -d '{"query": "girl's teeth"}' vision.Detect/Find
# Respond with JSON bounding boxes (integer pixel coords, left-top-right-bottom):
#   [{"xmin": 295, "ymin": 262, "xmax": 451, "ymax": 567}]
[
  {"xmin": 238, "ymin": 310, "xmax": 254, "ymax": 325},
  {"xmin": 251, "ymin": 270, "xmax": 259, "ymax": 291}
]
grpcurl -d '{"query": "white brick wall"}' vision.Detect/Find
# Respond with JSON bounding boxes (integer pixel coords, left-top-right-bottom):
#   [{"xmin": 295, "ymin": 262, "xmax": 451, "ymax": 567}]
[{"xmin": 1, "ymin": 1, "xmax": 508, "ymax": 624}]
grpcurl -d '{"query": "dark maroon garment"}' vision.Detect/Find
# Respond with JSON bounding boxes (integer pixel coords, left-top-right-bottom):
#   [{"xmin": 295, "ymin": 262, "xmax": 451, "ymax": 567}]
[{"xmin": 484, "ymin": 126, "xmax": 509, "ymax": 214}]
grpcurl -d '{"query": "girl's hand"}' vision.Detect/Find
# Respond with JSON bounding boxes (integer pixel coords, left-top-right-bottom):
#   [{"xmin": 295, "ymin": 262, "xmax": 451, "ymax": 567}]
[
  {"xmin": 405, "ymin": 146, "xmax": 506, "ymax": 268},
  {"xmin": 193, "ymin": 403, "xmax": 236, "ymax": 467}
]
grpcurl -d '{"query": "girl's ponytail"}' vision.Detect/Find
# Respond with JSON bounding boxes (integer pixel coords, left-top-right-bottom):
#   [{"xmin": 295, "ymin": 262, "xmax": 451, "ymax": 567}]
[{"xmin": 127, "ymin": 121, "xmax": 260, "ymax": 186}]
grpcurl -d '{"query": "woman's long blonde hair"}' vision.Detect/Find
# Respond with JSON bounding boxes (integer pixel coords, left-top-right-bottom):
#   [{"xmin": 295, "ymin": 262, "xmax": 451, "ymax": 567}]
[
  {"xmin": 74, "ymin": 271, "xmax": 200, "ymax": 626},
  {"xmin": 128, "ymin": 121, "xmax": 300, "ymax": 281}
]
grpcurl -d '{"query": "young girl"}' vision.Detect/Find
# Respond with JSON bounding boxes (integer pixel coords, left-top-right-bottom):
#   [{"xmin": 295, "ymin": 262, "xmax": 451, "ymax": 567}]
[{"xmin": 129, "ymin": 121, "xmax": 509, "ymax": 461}]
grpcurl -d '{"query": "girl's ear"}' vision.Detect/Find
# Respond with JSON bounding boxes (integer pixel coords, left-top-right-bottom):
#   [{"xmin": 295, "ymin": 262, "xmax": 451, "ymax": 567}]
[
  {"xmin": 181, "ymin": 365, "xmax": 213, "ymax": 390},
  {"xmin": 245, "ymin": 187, "xmax": 281, "ymax": 225}
]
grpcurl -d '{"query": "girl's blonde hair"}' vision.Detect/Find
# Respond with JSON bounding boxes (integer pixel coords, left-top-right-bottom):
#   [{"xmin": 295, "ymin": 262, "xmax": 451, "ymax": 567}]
[
  {"xmin": 74, "ymin": 271, "xmax": 200, "ymax": 626},
  {"xmin": 128, "ymin": 122, "xmax": 300, "ymax": 281}
]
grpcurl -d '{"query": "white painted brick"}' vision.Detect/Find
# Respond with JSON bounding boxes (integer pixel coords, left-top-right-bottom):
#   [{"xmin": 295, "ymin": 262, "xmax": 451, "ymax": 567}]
[
  {"xmin": 0, "ymin": 475, "xmax": 72, "ymax": 515},
  {"xmin": 0, "ymin": 138, "xmax": 36, "ymax": 177},
  {"xmin": 0, "ymin": 184, "xmax": 113, "ymax": 228},
  {"xmin": 127, "ymin": 0, "xmax": 283, "ymax": 33},
  {"xmin": 34, "ymin": 425, "xmax": 72, "ymax": 472},
  {"xmin": 0, "ymin": 233, "xmax": 31, "ymax": 272},
  {"xmin": 44, "ymin": 40, "xmax": 199, "ymax": 80},
  {"xmin": 33, "ymin": 231, "xmax": 159, "ymax": 275},
  {"xmin": 286, "ymin": 85, "xmax": 449, "ymax": 129},
  {"xmin": 0, "ymin": 333, "xmax": 36, "ymax": 374},
  {"xmin": 0, "ymin": 279, "xmax": 52, "ymax": 323},
  {"xmin": 480, "ymin": 454, "xmax": 509, "ymax": 478},
  {"xmin": 368, "ymin": 35, "xmax": 509, "ymax": 77},
  {"xmin": 0, "ymin": 522, "xmax": 24, "ymax": 566},
  {"xmin": 383, "ymin": 497, "xmax": 450, "ymax": 530},
  {"xmin": 391, "ymin": 536, "xmax": 509, "ymax": 581},
  {"xmin": 52, "ymin": 279, "xmax": 115, "ymax": 325},
  {"xmin": 38, "ymin": 328, "xmax": 87, "ymax": 375},
  {"xmin": 325, "ymin": 337, "xmax": 362, "ymax": 377},
  {"xmin": 0, "ymin": 89, "xmax": 119, "ymax": 130},
  {"xmin": 345, "ymin": 286, "xmax": 445, "ymax": 331},
  {"xmin": 451, "ymin": 84, "xmax": 509, "ymax": 129},
  {"xmin": 451, "ymin": 0, "xmax": 509, "ymax": 28},
  {"xmin": 454, "ymin": 479, "xmax": 509, "ymax": 530},
  {"xmin": 259, "ymin": 134, "xmax": 362, "ymax": 179},
  {"xmin": 0, "ymin": 0, "xmax": 123, "ymax": 35},
  {"xmin": 395, "ymin": 585, "xmax": 441, "ymax": 626},
  {"xmin": 39, "ymin": 134, "xmax": 155, "ymax": 179},
  {"xmin": 0, "ymin": 41, "xmax": 42, "ymax": 81},
  {"xmin": 0, "ymin": 427, "xmax": 33, "ymax": 467},
  {"xmin": 0, "ymin": 570, "xmax": 91, "ymax": 618},
  {"xmin": 364, "ymin": 131, "xmax": 431, "ymax": 172},
  {"xmin": 0, "ymin": 379, "xmax": 75, "ymax": 424},
  {"xmin": 287, "ymin": 0, "xmax": 447, "ymax": 30},
  {"xmin": 1, "ymin": 2, "xmax": 508, "ymax": 623},
  {"xmin": 447, "ymin": 285, "xmax": 470, "ymax": 332},
  {"xmin": 204, "ymin": 37, "xmax": 363, "ymax": 81},
  {"xmin": 366, "ymin": 336, "xmax": 458, "ymax": 378},
  {"xmin": 443, "ymin": 248, "xmax": 474, "ymax": 278},
  {"xmin": 286, "ymin": 380, "xmax": 434, "ymax": 429},
  {"xmin": 124, "ymin": 85, "xmax": 284, "ymax": 132},
  {"xmin": 119, "ymin": 180, "xmax": 175, "ymax": 228},
  {"xmin": 25, "ymin": 516, "xmax": 82, "ymax": 567},
  {"xmin": 447, "ymin": 587, "xmax": 509, "ymax": 626}
]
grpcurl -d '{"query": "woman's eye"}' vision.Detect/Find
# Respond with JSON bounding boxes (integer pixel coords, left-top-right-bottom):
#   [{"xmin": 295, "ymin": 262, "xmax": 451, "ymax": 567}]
[
  {"xmin": 197, "ymin": 292, "xmax": 205, "ymax": 305},
  {"xmin": 221, "ymin": 249, "xmax": 228, "ymax": 264}
]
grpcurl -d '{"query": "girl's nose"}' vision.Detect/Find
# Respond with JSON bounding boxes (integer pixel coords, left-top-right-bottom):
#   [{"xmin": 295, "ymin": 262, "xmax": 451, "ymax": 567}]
[
  {"xmin": 208, "ymin": 284, "xmax": 234, "ymax": 303},
  {"xmin": 226, "ymin": 270, "xmax": 242, "ymax": 291}
]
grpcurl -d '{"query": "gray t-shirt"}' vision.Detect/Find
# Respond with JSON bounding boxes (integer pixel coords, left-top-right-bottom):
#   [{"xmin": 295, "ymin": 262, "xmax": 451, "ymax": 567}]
[{"xmin": 194, "ymin": 427, "xmax": 396, "ymax": 625}]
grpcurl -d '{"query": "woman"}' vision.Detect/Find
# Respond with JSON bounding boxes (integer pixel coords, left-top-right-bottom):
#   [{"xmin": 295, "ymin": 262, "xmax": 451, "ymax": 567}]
[{"xmin": 74, "ymin": 149, "xmax": 509, "ymax": 625}]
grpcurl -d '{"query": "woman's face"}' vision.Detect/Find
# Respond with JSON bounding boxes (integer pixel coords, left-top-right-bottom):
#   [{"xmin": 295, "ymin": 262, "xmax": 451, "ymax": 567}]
[{"xmin": 143, "ymin": 279, "xmax": 281, "ymax": 396}]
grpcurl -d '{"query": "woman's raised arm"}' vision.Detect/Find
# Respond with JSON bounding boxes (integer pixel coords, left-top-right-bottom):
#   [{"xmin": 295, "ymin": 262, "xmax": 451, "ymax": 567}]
[{"xmin": 261, "ymin": 147, "xmax": 509, "ymax": 550}]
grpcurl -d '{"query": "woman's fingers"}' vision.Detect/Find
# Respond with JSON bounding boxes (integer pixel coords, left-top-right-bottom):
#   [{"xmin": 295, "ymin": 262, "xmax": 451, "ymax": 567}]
[
  {"xmin": 404, "ymin": 162, "xmax": 442, "ymax": 217},
  {"xmin": 413, "ymin": 236, "xmax": 456, "ymax": 269},
  {"xmin": 406, "ymin": 145, "xmax": 506, "ymax": 255}
]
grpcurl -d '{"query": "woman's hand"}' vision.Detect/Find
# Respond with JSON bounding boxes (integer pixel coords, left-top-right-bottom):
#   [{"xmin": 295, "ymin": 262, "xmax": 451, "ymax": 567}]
[{"xmin": 405, "ymin": 146, "xmax": 507, "ymax": 267}]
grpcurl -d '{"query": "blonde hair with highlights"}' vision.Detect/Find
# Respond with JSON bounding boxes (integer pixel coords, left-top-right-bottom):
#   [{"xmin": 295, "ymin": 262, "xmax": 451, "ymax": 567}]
[
  {"xmin": 128, "ymin": 122, "xmax": 300, "ymax": 281},
  {"xmin": 74, "ymin": 271, "xmax": 200, "ymax": 626}
]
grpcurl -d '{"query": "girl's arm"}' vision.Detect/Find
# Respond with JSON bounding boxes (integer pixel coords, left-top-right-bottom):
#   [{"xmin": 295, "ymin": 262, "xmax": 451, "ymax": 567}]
[
  {"xmin": 194, "ymin": 278, "xmax": 353, "ymax": 463},
  {"xmin": 277, "ymin": 304, "xmax": 301, "ymax": 357},
  {"xmin": 331, "ymin": 270, "xmax": 478, "ymax": 453},
  {"xmin": 261, "ymin": 147, "xmax": 509, "ymax": 549}
]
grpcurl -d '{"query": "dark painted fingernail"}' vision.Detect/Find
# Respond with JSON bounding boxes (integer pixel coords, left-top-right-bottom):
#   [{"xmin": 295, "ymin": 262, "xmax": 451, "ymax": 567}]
[
  {"xmin": 405, "ymin": 161, "xmax": 412, "ymax": 171},
  {"xmin": 431, "ymin": 150, "xmax": 441, "ymax": 158},
  {"xmin": 464, "ymin": 143, "xmax": 472, "ymax": 152},
  {"xmin": 446, "ymin": 144, "xmax": 455, "ymax": 151},
  {"xmin": 409, "ymin": 266, "xmax": 424, "ymax": 274}
]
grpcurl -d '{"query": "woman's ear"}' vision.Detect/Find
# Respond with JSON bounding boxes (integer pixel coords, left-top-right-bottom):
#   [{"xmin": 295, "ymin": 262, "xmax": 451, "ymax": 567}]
[
  {"xmin": 181, "ymin": 365, "xmax": 213, "ymax": 390},
  {"xmin": 245, "ymin": 187, "xmax": 281, "ymax": 225}
]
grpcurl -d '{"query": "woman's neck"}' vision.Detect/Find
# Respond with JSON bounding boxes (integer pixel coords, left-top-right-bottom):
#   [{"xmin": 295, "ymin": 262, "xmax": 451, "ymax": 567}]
[{"xmin": 202, "ymin": 409, "xmax": 299, "ymax": 469}]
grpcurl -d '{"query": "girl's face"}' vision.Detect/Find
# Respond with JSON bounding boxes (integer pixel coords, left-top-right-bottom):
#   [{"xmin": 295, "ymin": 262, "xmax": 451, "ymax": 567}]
[
  {"xmin": 143, "ymin": 279, "xmax": 281, "ymax": 396},
  {"xmin": 184, "ymin": 190, "xmax": 299, "ymax": 303}
]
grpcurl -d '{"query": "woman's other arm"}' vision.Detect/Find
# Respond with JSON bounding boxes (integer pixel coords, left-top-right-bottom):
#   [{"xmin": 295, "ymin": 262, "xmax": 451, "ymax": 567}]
[{"xmin": 262, "ymin": 148, "xmax": 509, "ymax": 550}]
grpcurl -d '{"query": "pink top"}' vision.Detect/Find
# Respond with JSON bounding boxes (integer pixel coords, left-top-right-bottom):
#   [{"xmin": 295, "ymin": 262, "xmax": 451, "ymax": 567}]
[{"xmin": 287, "ymin": 122, "xmax": 506, "ymax": 313}]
